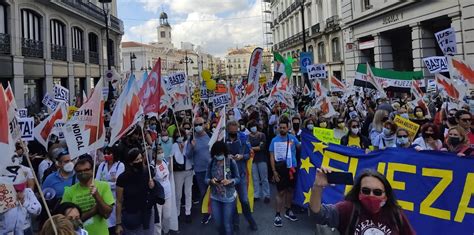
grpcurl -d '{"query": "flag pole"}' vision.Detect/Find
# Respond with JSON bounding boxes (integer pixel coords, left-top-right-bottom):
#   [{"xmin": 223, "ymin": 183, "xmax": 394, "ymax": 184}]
[
  {"xmin": 92, "ymin": 78, "xmax": 104, "ymax": 183},
  {"xmin": 173, "ymin": 112, "xmax": 183, "ymax": 138},
  {"xmin": 20, "ymin": 140, "xmax": 58, "ymax": 235},
  {"xmin": 140, "ymin": 126, "xmax": 153, "ymax": 181}
]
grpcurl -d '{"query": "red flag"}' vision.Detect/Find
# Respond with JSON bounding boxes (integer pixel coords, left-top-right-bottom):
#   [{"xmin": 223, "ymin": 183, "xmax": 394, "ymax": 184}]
[
  {"xmin": 0, "ymin": 86, "xmax": 9, "ymax": 145},
  {"xmin": 138, "ymin": 58, "xmax": 168, "ymax": 117},
  {"xmin": 33, "ymin": 104, "xmax": 68, "ymax": 148},
  {"xmin": 435, "ymin": 73, "xmax": 465, "ymax": 100}
]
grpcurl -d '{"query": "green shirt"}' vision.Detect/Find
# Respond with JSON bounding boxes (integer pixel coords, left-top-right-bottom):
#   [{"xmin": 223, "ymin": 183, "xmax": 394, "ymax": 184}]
[
  {"xmin": 167, "ymin": 124, "xmax": 177, "ymax": 137},
  {"xmin": 62, "ymin": 180, "xmax": 115, "ymax": 234}
]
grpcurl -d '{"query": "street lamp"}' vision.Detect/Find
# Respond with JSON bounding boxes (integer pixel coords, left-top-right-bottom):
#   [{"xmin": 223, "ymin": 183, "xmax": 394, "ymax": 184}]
[
  {"xmin": 99, "ymin": 0, "xmax": 112, "ymax": 70},
  {"xmin": 226, "ymin": 64, "xmax": 233, "ymax": 84},
  {"xmin": 130, "ymin": 52, "xmax": 136, "ymax": 74},
  {"xmin": 179, "ymin": 51, "xmax": 194, "ymax": 77}
]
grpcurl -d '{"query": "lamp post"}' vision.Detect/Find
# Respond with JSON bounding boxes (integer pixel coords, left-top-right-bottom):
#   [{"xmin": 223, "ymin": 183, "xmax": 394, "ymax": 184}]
[
  {"xmin": 130, "ymin": 52, "xmax": 136, "ymax": 74},
  {"xmin": 99, "ymin": 0, "xmax": 112, "ymax": 70},
  {"xmin": 180, "ymin": 50, "xmax": 194, "ymax": 77},
  {"xmin": 226, "ymin": 64, "xmax": 233, "ymax": 84}
]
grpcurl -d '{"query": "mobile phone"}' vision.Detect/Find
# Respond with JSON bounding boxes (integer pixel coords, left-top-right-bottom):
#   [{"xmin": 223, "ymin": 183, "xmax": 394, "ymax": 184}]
[{"xmin": 326, "ymin": 171, "xmax": 354, "ymax": 185}]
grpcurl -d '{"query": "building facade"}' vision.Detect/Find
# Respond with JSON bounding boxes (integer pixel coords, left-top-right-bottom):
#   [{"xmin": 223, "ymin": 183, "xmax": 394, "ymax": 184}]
[
  {"xmin": 271, "ymin": 0, "xmax": 344, "ymax": 88},
  {"xmin": 225, "ymin": 46, "xmax": 272, "ymax": 85},
  {"xmin": 0, "ymin": 0, "xmax": 123, "ymax": 113},
  {"xmin": 342, "ymin": 0, "xmax": 474, "ymax": 85}
]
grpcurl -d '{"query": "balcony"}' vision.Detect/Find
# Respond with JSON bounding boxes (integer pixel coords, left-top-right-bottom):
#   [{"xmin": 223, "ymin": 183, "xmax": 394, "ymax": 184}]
[
  {"xmin": 326, "ymin": 15, "xmax": 340, "ymax": 31},
  {"xmin": 89, "ymin": 51, "xmax": 99, "ymax": 64},
  {"xmin": 311, "ymin": 23, "xmax": 320, "ymax": 37},
  {"xmin": 51, "ymin": 44, "xmax": 67, "ymax": 61},
  {"xmin": 57, "ymin": 0, "xmax": 124, "ymax": 34},
  {"xmin": 0, "ymin": 33, "xmax": 10, "ymax": 54},
  {"xmin": 22, "ymin": 38, "xmax": 43, "ymax": 58},
  {"xmin": 277, "ymin": 29, "xmax": 310, "ymax": 51},
  {"xmin": 72, "ymin": 48, "xmax": 85, "ymax": 63}
]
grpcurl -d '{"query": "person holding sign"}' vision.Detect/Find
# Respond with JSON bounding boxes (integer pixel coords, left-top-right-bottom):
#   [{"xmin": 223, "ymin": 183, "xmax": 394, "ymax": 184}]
[
  {"xmin": 205, "ymin": 141, "xmax": 240, "ymax": 235},
  {"xmin": 269, "ymin": 116, "xmax": 301, "ymax": 227},
  {"xmin": 310, "ymin": 168, "xmax": 415, "ymax": 235}
]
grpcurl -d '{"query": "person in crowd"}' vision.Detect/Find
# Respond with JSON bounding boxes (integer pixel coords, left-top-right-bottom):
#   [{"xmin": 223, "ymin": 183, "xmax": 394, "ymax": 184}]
[
  {"xmin": 291, "ymin": 115, "xmax": 302, "ymax": 140},
  {"xmin": 0, "ymin": 170, "xmax": 41, "ymax": 234},
  {"xmin": 154, "ymin": 146, "xmax": 173, "ymax": 235},
  {"xmin": 38, "ymin": 143, "xmax": 63, "ymax": 184},
  {"xmin": 444, "ymin": 126, "xmax": 473, "ymax": 156},
  {"xmin": 376, "ymin": 97, "xmax": 393, "ymax": 114},
  {"xmin": 248, "ymin": 120, "xmax": 270, "ymax": 203},
  {"xmin": 375, "ymin": 120, "xmax": 398, "ymax": 149},
  {"xmin": 14, "ymin": 143, "xmax": 36, "ymax": 189},
  {"xmin": 303, "ymin": 118, "xmax": 315, "ymax": 132},
  {"xmin": 333, "ymin": 116, "xmax": 348, "ymax": 139},
  {"xmin": 225, "ymin": 121, "xmax": 258, "ymax": 231},
  {"xmin": 205, "ymin": 141, "xmax": 240, "ymax": 235},
  {"xmin": 172, "ymin": 128, "xmax": 194, "ymax": 223},
  {"xmin": 269, "ymin": 116, "xmax": 300, "ymax": 227},
  {"xmin": 411, "ymin": 106, "xmax": 429, "ymax": 127},
  {"xmin": 340, "ymin": 119, "xmax": 370, "ymax": 150},
  {"xmin": 413, "ymin": 123, "xmax": 443, "ymax": 151},
  {"xmin": 39, "ymin": 214, "xmax": 76, "ymax": 235},
  {"xmin": 62, "ymin": 155, "xmax": 114, "ymax": 234},
  {"xmin": 369, "ymin": 110, "xmax": 389, "ymax": 146},
  {"xmin": 157, "ymin": 130, "xmax": 173, "ymax": 163},
  {"xmin": 455, "ymin": 110, "xmax": 474, "ymax": 147},
  {"xmin": 395, "ymin": 128, "xmax": 411, "ymax": 148},
  {"xmin": 42, "ymin": 148, "xmax": 75, "ymax": 199},
  {"xmin": 116, "ymin": 148, "xmax": 161, "ymax": 234},
  {"xmin": 310, "ymin": 167, "xmax": 415, "ymax": 234},
  {"xmin": 95, "ymin": 145, "xmax": 125, "ymax": 234},
  {"xmin": 439, "ymin": 108, "xmax": 458, "ymax": 140},
  {"xmin": 53, "ymin": 202, "xmax": 86, "ymax": 234},
  {"xmin": 185, "ymin": 117, "xmax": 212, "ymax": 224},
  {"xmin": 317, "ymin": 117, "xmax": 330, "ymax": 129},
  {"xmin": 361, "ymin": 99, "xmax": 377, "ymax": 137},
  {"xmin": 182, "ymin": 121, "xmax": 192, "ymax": 139}
]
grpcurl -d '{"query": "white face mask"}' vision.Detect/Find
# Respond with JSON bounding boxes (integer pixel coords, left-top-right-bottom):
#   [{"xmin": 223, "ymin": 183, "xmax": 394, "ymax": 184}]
[
  {"xmin": 63, "ymin": 162, "xmax": 74, "ymax": 173},
  {"xmin": 161, "ymin": 136, "xmax": 169, "ymax": 142},
  {"xmin": 156, "ymin": 153, "xmax": 165, "ymax": 161},
  {"xmin": 351, "ymin": 128, "xmax": 359, "ymax": 135}
]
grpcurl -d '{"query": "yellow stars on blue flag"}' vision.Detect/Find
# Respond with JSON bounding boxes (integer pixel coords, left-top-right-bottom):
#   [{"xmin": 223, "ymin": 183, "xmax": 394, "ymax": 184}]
[
  {"xmin": 312, "ymin": 141, "xmax": 327, "ymax": 154},
  {"xmin": 303, "ymin": 189, "xmax": 312, "ymax": 205},
  {"xmin": 300, "ymin": 156, "xmax": 314, "ymax": 174}
]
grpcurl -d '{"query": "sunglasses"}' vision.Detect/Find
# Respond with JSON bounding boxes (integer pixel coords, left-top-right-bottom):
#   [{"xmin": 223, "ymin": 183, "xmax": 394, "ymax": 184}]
[
  {"xmin": 351, "ymin": 125, "xmax": 359, "ymax": 128},
  {"xmin": 361, "ymin": 187, "xmax": 384, "ymax": 196},
  {"xmin": 195, "ymin": 123, "xmax": 203, "ymax": 127},
  {"xmin": 397, "ymin": 135, "xmax": 408, "ymax": 138}
]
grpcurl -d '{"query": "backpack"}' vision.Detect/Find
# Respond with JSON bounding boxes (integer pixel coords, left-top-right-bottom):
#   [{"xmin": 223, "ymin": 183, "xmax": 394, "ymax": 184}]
[{"xmin": 42, "ymin": 163, "xmax": 57, "ymax": 183}]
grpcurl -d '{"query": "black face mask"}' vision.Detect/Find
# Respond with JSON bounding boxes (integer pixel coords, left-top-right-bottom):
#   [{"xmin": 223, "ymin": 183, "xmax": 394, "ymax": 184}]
[
  {"xmin": 448, "ymin": 137, "xmax": 461, "ymax": 146},
  {"xmin": 448, "ymin": 117, "xmax": 457, "ymax": 125},
  {"xmin": 76, "ymin": 172, "xmax": 92, "ymax": 182},
  {"xmin": 132, "ymin": 162, "xmax": 143, "ymax": 172},
  {"xmin": 292, "ymin": 123, "xmax": 300, "ymax": 130},
  {"xmin": 229, "ymin": 132, "xmax": 237, "ymax": 138},
  {"xmin": 382, "ymin": 117, "xmax": 389, "ymax": 123}
]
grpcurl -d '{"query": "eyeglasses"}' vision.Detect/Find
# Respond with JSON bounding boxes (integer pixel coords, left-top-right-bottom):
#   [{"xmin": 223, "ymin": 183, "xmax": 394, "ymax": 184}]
[
  {"xmin": 361, "ymin": 187, "xmax": 384, "ymax": 196},
  {"xmin": 397, "ymin": 135, "xmax": 408, "ymax": 138},
  {"xmin": 195, "ymin": 123, "xmax": 203, "ymax": 127},
  {"xmin": 351, "ymin": 125, "xmax": 360, "ymax": 128},
  {"xmin": 460, "ymin": 118, "xmax": 471, "ymax": 122}
]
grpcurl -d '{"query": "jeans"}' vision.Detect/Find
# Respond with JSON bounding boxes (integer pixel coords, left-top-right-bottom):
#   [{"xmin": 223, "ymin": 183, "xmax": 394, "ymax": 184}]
[
  {"xmin": 211, "ymin": 199, "xmax": 235, "ymax": 235},
  {"xmin": 233, "ymin": 174, "xmax": 256, "ymax": 227},
  {"xmin": 194, "ymin": 171, "xmax": 208, "ymax": 200},
  {"xmin": 252, "ymin": 161, "xmax": 270, "ymax": 198}
]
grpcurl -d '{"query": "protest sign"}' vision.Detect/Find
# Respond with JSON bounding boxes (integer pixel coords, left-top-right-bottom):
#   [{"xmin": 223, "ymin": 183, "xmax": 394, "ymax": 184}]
[
  {"xmin": 168, "ymin": 72, "xmax": 186, "ymax": 87},
  {"xmin": 0, "ymin": 182, "xmax": 16, "ymax": 213},
  {"xmin": 296, "ymin": 130, "xmax": 474, "ymax": 235},
  {"xmin": 18, "ymin": 117, "xmax": 34, "ymax": 141},
  {"xmin": 67, "ymin": 106, "xmax": 78, "ymax": 120},
  {"xmin": 42, "ymin": 93, "xmax": 59, "ymax": 111},
  {"xmin": 393, "ymin": 115, "xmax": 420, "ymax": 140},
  {"xmin": 215, "ymin": 84, "xmax": 227, "ymax": 94},
  {"xmin": 212, "ymin": 93, "xmax": 230, "ymax": 109},
  {"xmin": 201, "ymin": 88, "xmax": 209, "ymax": 99},
  {"xmin": 423, "ymin": 56, "xmax": 449, "ymax": 73},
  {"xmin": 312, "ymin": 127, "xmax": 340, "ymax": 144},
  {"xmin": 307, "ymin": 64, "xmax": 327, "ymax": 80},
  {"xmin": 54, "ymin": 84, "xmax": 69, "ymax": 103},
  {"xmin": 259, "ymin": 76, "xmax": 267, "ymax": 85},
  {"xmin": 17, "ymin": 108, "xmax": 28, "ymax": 118},
  {"xmin": 435, "ymin": 27, "xmax": 457, "ymax": 55}
]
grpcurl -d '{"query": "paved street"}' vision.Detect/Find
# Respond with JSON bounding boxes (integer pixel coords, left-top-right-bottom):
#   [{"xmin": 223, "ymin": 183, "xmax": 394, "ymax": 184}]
[{"xmin": 179, "ymin": 186, "xmax": 316, "ymax": 235}]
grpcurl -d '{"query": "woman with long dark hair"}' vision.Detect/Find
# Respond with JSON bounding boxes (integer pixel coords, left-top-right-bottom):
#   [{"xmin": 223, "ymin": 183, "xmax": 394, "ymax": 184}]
[{"xmin": 310, "ymin": 167, "xmax": 415, "ymax": 234}]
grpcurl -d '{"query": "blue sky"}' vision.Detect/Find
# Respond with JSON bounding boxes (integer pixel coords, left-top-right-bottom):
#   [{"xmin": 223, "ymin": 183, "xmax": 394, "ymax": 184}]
[{"xmin": 117, "ymin": 0, "xmax": 262, "ymax": 57}]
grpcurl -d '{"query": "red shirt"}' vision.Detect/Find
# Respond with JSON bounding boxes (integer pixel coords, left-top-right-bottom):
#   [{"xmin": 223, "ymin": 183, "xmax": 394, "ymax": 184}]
[
  {"xmin": 335, "ymin": 201, "xmax": 416, "ymax": 235},
  {"xmin": 467, "ymin": 131, "xmax": 474, "ymax": 148}
]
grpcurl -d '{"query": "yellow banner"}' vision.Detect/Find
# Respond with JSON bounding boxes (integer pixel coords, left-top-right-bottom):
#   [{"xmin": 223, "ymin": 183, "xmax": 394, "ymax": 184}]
[
  {"xmin": 259, "ymin": 76, "xmax": 267, "ymax": 85},
  {"xmin": 313, "ymin": 127, "xmax": 341, "ymax": 144},
  {"xmin": 393, "ymin": 115, "xmax": 420, "ymax": 140}
]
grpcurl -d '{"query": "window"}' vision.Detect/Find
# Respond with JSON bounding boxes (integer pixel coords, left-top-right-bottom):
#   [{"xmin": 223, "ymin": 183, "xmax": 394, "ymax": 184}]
[
  {"xmin": 364, "ymin": 0, "xmax": 372, "ymax": 10},
  {"xmin": 0, "ymin": 4, "xmax": 9, "ymax": 55},
  {"xmin": 161, "ymin": 31, "xmax": 165, "ymax": 38},
  {"xmin": 107, "ymin": 38, "xmax": 115, "ymax": 65},
  {"xmin": 332, "ymin": 38, "xmax": 340, "ymax": 61},
  {"xmin": 331, "ymin": 0, "xmax": 338, "ymax": 17},
  {"xmin": 0, "ymin": 4, "xmax": 6, "ymax": 34},
  {"xmin": 24, "ymin": 78, "xmax": 43, "ymax": 114},
  {"xmin": 21, "ymin": 9, "xmax": 42, "ymax": 58},
  {"xmin": 318, "ymin": 42, "xmax": 326, "ymax": 63},
  {"xmin": 88, "ymin": 33, "xmax": 99, "ymax": 64},
  {"xmin": 308, "ymin": 45, "xmax": 314, "ymax": 52},
  {"xmin": 307, "ymin": 7, "xmax": 312, "ymax": 26},
  {"xmin": 72, "ymin": 27, "xmax": 84, "ymax": 62},
  {"xmin": 50, "ymin": 19, "xmax": 66, "ymax": 61}
]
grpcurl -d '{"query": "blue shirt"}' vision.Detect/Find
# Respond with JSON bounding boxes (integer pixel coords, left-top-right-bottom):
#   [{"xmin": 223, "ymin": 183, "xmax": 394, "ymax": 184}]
[
  {"xmin": 269, "ymin": 134, "xmax": 300, "ymax": 168},
  {"xmin": 42, "ymin": 171, "xmax": 75, "ymax": 198},
  {"xmin": 186, "ymin": 133, "xmax": 211, "ymax": 173},
  {"xmin": 225, "ymin": 132, "xmax": 251, "ymax": 178}
]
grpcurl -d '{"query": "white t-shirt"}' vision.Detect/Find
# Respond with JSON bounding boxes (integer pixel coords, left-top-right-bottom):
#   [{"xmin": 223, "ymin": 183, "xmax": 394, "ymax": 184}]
[
  {"xmin": 154, "ymin": 161, "xmax": 171, "ymax": 199},
  {"xmin": 413, "ymin": 137, "xmax": 442, "ymax": 150}
]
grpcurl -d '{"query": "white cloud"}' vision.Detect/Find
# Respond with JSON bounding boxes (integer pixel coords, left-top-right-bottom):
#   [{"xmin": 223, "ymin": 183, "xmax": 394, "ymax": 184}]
[
  {"xmin": 123, "ymin": 1, "xmax": 263, "ymax": 57},
  {"xmin": 136, "ymin": 0, "xmax": 248, "ymax": 14}
]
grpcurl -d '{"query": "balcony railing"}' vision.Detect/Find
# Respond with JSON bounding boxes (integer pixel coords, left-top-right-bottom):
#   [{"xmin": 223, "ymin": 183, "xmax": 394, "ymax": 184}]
[
  {"xmin": 332, "ymin": 53, "xmax": 341, "ymax": 62},
  {"xmin": 89, "ymin": 51, "xmax": 99, "ymax": 64},
  {"xmin": 22, "ymin": 38, "xmax": 43, "ymax": 58},
  {"xmin": 0, "ymin": 33, "xmax": 10, "ymax": 54},
  {"xmin": 277, "ymin": 29, "xmax": 310, "ymax": 51},
  {"xmin": 58, "ymin": 0, "xmax": 123, "ymax": 33},
  {"xmin": 51, "ymin": 44, "xmax": 67, "ymax": 61},
  {"xmin": 72, "ymin": 48, "xmax": 85, "ymax": 62},
  {"xmin": 311, "ymin": 23, "xmax": 320, "ymax": 36},
  {"xmin": 326, "ymin": 15, "xmax": 340, "ymax": 30}
]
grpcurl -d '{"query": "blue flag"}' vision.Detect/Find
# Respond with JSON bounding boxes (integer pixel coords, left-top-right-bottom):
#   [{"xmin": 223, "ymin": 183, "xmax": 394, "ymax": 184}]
[{"xmin": 295, "ymin": 130, "xmax": 474, "ymax": 235}]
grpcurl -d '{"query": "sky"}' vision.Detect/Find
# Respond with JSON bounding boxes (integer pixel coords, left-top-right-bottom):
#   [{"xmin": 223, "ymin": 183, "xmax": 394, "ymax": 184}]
[{"xmin": 118, "ymin": 0, "xmax": 264, "ymax": 57}]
